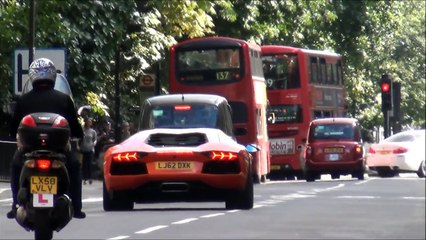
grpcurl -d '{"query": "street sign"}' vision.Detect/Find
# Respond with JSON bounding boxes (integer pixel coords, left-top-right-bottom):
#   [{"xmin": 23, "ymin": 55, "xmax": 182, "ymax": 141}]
[
  {"xmin": 13, "ymin": 48, "xmax": 66, "ymax": 95},
  {"xmin": 139, "ymin": 74, "xmax": 156, "ymax": 91}
]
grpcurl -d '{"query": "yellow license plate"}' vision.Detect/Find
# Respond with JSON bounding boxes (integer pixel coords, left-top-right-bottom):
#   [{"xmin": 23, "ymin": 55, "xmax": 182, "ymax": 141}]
[
  {"xmin": 324, "ymin": 147, "xmax": 344, "ymax": 153},
  {"xmin": 30, "ymin": 176, "xmax": 57, "ymax": 194},
  {"xmin": 379, "ymin": 150, "xmax": 391, "ymax": 155},
  {"xmin": 270, "ymin": 165, "xmax": 281, "ymax": 170},
  {"xmin": 155, "ymin": 161, "xmax": 193, "ymax": 170}
]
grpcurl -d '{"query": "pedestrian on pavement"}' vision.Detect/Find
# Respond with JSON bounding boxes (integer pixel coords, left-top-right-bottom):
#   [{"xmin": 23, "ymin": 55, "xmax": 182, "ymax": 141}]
[{"xmin": 80, "ymin": 118, "xmax": 97, "ymax": 185}]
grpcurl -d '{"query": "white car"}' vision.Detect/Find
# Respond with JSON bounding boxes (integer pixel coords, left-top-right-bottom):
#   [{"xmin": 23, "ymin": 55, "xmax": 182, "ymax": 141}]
[{"xmin": 366, "ymin": 129, "xmax": 425, "ymax": 178}]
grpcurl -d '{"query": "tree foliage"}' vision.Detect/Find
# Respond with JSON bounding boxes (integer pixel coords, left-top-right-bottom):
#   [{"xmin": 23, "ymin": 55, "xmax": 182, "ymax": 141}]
[{"xmin": 0, "ymin": 0, "xmax": 424, "ymax": 134}]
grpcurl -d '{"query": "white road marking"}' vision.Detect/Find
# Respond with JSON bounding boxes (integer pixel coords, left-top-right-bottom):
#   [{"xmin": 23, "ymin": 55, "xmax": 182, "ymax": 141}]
[
  {"xmin": 270, "ymin": 193, "xmax": 316, "ymax": 201},
  {"xmin": 258, "ymin": 199, "xmax": 283, "ymax": 205},
  {"xmin": 314, "ymin": 183, "xmax": 345, "ymax": 192},
  {"xmin": 172, "ymin": 218, "xmax": 198, "ymax": 224},
  {"xmin": 226, "ymin": 209, "xmax": 240, "ymax": 213},
  {"xmin": 82, "ymin": 197, "xmax": 103, "ymax": 203},
  {"xmin": 0, "ymin": 188, "xmax": 10, "ymax": 194},
  {"xmin": 337, "ymin": 196, "xmax": 379, "ymax": 199},
  {"xmin": 200, "ymin": 213, "xmax": 225, "ymax": 218},
  {"xmin": 106, "ymin": 236, "xmax": 129, "ymax": 240},
  {"xmin": 402, "ymin": 196, "xmax": 426, "ymax": 200},
  {"xmin": 135, "ymin": 225, "xmax": 168, "ymax": 234},
  {"xmin": 355, "ymin": 178, "xmax": 373, "ymax": 185}
]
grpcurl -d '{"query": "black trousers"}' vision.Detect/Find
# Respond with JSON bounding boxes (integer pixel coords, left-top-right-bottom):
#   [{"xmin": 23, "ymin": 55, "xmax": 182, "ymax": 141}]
[
  {"xmin": 81, "ymin": 151, "xmax": 94, "ymax": 181},
  {"xmin": 10, "ymin": 149, "xmax": 83, "ymax": 212}
]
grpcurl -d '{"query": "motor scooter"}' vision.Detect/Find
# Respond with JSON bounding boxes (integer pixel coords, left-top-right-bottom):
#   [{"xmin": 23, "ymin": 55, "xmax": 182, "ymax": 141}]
[{"xmin": 15, "ymin": 112, "xmax": 74, "ymax": 240}]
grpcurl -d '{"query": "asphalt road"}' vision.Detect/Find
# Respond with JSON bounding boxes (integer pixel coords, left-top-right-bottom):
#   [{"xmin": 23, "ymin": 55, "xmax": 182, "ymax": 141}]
[{"xmin": 1, "ymin": 174, "xmax": 424, "ymax": 239}]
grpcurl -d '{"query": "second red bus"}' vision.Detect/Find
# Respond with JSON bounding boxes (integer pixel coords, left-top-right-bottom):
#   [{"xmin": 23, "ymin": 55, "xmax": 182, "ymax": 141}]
[{"xmin": 261, "ymin": 45, "xmax": 347, "ymax": 180}]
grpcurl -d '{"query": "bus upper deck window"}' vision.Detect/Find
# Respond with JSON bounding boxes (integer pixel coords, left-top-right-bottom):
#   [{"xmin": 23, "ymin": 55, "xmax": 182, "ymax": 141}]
[{"xmin": 310, "ymin": 57, "xmax": 318, "ymax": 83}]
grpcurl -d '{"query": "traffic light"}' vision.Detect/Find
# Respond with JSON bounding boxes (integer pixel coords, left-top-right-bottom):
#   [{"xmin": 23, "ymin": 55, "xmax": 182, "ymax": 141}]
[{"xmin": 380, "ymin": 74, "xmax": 393, "ymax": 112}]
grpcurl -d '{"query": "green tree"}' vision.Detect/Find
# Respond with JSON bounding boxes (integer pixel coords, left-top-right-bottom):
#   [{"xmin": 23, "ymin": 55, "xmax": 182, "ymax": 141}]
[{"xmin": 1, "ymin": 0, "xmax": 424, "ymax": 137}]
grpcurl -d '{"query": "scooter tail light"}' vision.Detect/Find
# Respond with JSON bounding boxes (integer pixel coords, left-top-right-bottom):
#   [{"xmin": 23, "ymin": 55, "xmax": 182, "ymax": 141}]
[
  {"xmin": 36, "ymin": 159, "xmax": 51, "ymax": 170},
  {"xmin": 53, "ymin": 116, "xmax": 69, "ymax": 127},
  {"xmin": 21, "ymin": 115, "xmax": 37, "ymax": 127}
]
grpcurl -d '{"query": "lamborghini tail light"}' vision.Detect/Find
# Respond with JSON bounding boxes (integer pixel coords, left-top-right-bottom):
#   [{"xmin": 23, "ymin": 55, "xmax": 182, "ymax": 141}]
[
  {"xmin": 210, "ymin": 151, "xmax": 238, "ymax": 161},
  {"xmin": 112, "ymin": 152, "xmax": 139, "ymax": 162}
]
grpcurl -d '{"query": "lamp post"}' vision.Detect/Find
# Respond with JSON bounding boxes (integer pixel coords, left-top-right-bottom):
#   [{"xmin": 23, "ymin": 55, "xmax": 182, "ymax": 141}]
[
  {"xmin": 114, "ymin": 47, "xmax": 122, "ymax": 143},
  {"xmin": 29, "ymin": 0, "xmax": 36, "ymax": 64},
  {"xmin": 113, "ymin": 23, "xmax": 142, "ymax": 143}
]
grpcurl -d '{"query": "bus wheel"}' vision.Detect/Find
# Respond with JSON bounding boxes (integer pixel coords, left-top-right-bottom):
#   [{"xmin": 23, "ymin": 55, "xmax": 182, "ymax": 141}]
[
  {"xmin": 260, "ymin": 174, "xmax": 267, "ymax": 183},
  {"xmin": 305, "ymin": 172, "xmax": 316, "ymax": 182},
  {"xmin": 286, "ymin": 175, "xmax": 296, "ymax": 181},
  {"xmin": 296, "ymin": 172, "xmax": 305, "ymax": 180}
]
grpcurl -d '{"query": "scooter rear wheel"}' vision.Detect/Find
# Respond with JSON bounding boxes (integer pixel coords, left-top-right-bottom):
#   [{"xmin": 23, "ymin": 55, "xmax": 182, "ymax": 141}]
[{"xmin": 34, "ymin": 209, "xmax": 53, "ymax": 240}]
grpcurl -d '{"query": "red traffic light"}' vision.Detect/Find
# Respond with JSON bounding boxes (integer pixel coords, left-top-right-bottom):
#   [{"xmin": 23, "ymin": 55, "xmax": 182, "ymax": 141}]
[{"xmin": 381, "ymin": 83, "xmax": 391, "ymax": 93}]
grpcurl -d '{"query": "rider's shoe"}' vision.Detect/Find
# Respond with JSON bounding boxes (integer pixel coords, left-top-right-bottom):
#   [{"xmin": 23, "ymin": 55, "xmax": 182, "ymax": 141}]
[
  {"xmin": 73, "ymin": 210, "xmax": 86, "ymax": 219},
  {"xmin": 6, "ymin": 207, "xmax": 17, "ymax": 219}
]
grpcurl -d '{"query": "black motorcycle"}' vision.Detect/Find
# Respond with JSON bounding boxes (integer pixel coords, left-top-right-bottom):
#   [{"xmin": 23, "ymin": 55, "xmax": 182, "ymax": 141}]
[{"xmin": 15, "ymin": 112, "xmax": 74, "ymax": 240}]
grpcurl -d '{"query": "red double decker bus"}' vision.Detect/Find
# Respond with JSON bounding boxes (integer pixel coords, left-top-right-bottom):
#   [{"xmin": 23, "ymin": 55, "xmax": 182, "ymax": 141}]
[
  {"xmin": 169, "ymin": 36, "xmax": 270, "ymax": 183},
  {"xmin": 261, "ymin": 45, "xmax": 347, "ymax": 180}
]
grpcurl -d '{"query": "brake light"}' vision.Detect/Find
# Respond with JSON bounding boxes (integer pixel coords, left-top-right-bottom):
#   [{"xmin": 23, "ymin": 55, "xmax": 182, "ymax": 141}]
[
  {"xmin": 36, "ymin": 159, "xmax": 51, "ymax": 170},
  {"xmin": 393, "ymin": 147, "xmax": 408, "ymax": 154},
  {"xmin": 368, "ymin": 147, "xmax": 376, "ymax": 153},
  {"xmin": 174, "ymin": 105, "xmax": 191, "ymax": 111},
  {"xmin": 355, "ymin": 145, "xmax": 362, "ymax": 154},
  {"xmin": 53, "ymin": 116, "xmax": 68, "ymax": 127},
  {"xmin": 21, "ymin": 115, "xmax": 36, "ymax": 127},
  {"xmin": 112, "ymin": 152, "xmax": 139, "ymax": 162},
  {"xmin": 210, "ymin": 151, "xmax": 238, "ymax": 161}
]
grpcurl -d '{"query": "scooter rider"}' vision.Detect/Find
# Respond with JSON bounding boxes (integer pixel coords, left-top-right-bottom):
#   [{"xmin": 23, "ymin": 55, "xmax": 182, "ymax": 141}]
[{"xmin": 7, "ymin": 58, "xmax": 86, "ymax": 219}]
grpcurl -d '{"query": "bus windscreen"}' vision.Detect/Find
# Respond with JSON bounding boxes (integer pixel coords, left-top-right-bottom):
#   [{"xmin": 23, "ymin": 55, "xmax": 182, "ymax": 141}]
[
  {"xmin": 262, "ymin": 54, "xmax": 300, "ymax": 89},
  {"xmin": 177, "ymin": 48, "xmax": 243, "ymax": 83}
]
